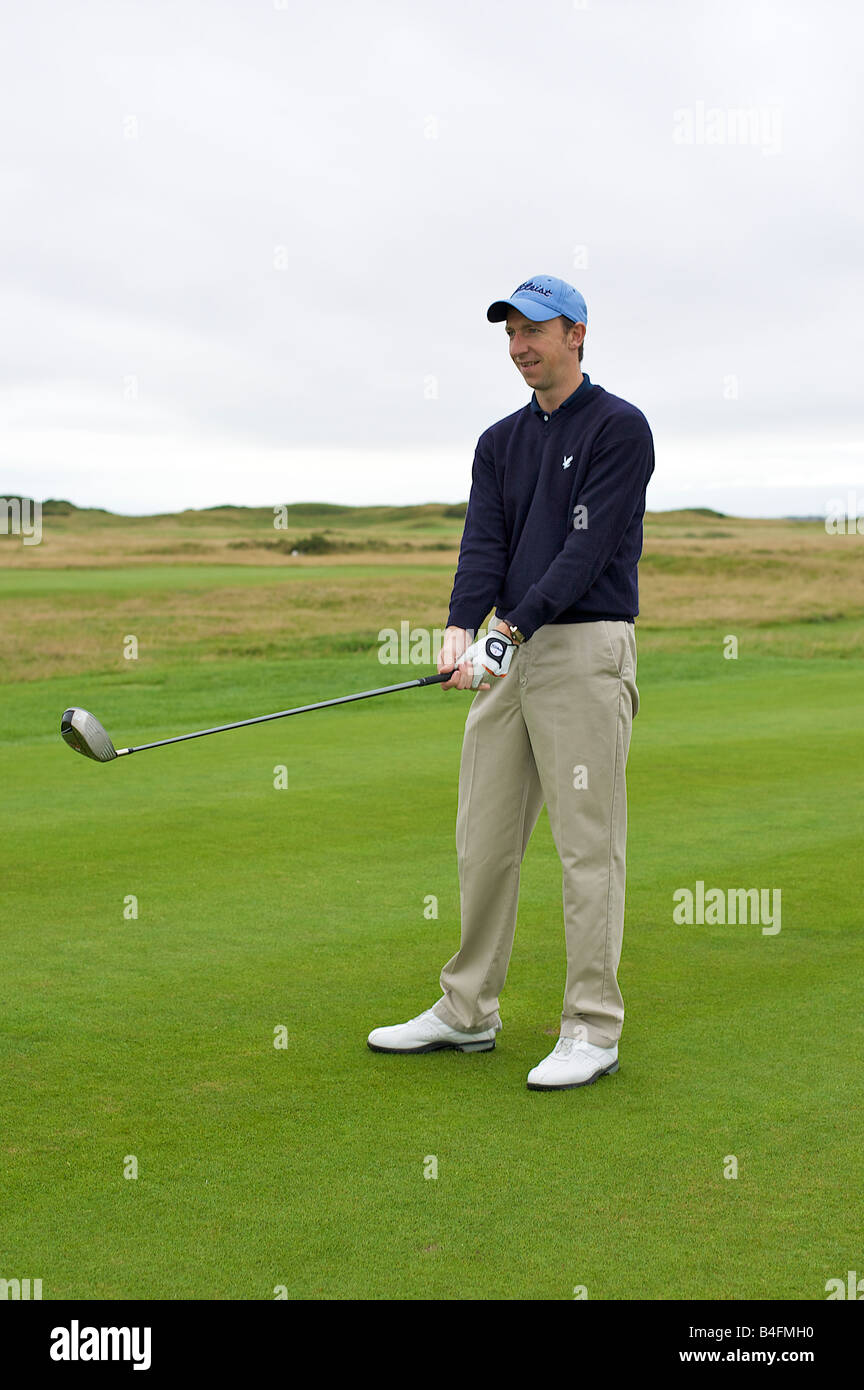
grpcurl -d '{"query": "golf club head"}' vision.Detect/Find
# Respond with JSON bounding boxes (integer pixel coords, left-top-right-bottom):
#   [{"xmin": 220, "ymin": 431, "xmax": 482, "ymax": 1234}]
[{"xmin": 60, "ymin": 708, "xmax": 118, "ymax": 763}]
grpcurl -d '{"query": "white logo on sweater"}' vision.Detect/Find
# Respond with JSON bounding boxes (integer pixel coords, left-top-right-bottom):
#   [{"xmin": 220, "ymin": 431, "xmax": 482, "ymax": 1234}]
[{"xmin": 562, "ymin": 454, "xmax": 573, "ymax": 469}]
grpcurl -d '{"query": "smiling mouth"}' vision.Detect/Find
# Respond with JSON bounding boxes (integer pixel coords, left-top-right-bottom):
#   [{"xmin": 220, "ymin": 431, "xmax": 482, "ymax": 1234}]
[{"xmin": 519, "ymin": 360, "xmax": 540, "ymax": 369}]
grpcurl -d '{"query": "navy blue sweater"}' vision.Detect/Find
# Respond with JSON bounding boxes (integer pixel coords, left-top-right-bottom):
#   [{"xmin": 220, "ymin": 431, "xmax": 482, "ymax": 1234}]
[{"xmin": 447, "ymin": 375, "xmax": 654, "ymax": 640}]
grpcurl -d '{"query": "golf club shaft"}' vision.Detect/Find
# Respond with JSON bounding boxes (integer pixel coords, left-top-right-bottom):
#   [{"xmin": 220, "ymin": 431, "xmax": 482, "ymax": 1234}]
[{"xmin": 115, "ymin": 668, "xmax": 459, "ymax": 756}]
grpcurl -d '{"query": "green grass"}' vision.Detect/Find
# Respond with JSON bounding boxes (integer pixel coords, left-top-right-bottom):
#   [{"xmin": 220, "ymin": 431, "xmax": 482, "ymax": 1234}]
[
  {"xmin": 2, "ymin": 629, "xmax": 863, "ymax": 1299},
  {"xmin": 0, "ymin": 563, "xmax": 443, "ymax": 598}
]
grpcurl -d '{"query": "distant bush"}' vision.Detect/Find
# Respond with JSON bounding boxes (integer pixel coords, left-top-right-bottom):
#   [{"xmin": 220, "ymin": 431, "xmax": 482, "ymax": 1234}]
[
  {"xmin": 0, "ymin": 497, "xmax": 77, "ymax": 515},
  {"xmin": 286, "ymin": 531, "xmax": 336, "ymax": 554},
  {"xmin": 228, "ymin": 532, "xmax": 382, "ymax": 555},
  {"xmin": 443, "ymin": 503, "xmax": 468, "ymax": 518},
  {"xmin": 41, "ymin": 498, "xmax": 79, "ymax": 515}
]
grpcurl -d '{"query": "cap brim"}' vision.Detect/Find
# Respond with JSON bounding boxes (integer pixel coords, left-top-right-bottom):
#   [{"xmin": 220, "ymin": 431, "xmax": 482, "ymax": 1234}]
[{"xmin": 487, "ymin": 296, "xmax": 561, "ymax": 324}]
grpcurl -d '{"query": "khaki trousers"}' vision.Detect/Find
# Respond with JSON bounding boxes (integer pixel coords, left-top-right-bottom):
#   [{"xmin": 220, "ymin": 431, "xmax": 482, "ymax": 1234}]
[{"xmin": 432, "ymin": 620, "xmax": 639, "ymax": 1049}]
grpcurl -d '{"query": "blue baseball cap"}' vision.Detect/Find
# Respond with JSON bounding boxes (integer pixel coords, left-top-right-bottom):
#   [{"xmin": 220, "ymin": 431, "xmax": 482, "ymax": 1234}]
[{"xmin": 487, "ymin": 274, "xmax": 587, "ymax": 326}]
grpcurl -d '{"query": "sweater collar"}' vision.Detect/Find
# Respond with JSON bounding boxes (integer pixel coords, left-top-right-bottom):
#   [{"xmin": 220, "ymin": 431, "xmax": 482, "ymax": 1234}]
[{"xmin": 529, "ymin": 373, "xmax": 594, "ymax": 418}]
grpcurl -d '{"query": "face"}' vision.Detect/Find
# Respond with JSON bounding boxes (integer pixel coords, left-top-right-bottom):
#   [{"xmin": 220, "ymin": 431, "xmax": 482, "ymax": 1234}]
[{"xmin": 505, "ymin": 309, "xmax": 582, "ymax": 392}]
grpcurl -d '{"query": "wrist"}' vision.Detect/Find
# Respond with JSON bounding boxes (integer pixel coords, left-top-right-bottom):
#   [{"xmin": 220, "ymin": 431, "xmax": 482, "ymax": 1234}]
[{"xmin": 496, "ymin": 618, "xmax": 526, "ymax": 645}]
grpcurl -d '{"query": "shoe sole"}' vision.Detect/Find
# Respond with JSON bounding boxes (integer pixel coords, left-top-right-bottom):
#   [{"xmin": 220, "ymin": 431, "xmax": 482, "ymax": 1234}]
[
  {"xmin": 526, "ymin": 1059, "xmax": 619, "ymax": 1091},
  {"xmin": 367, "ymin": 1039, "xmax": 496, "ymax": 1055}
]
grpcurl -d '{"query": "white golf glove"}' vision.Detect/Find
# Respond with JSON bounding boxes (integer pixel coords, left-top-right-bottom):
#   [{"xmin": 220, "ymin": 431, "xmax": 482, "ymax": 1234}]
[{"xmin": 459, "ymin": 630, "xmax": 516, "ymax": 688}]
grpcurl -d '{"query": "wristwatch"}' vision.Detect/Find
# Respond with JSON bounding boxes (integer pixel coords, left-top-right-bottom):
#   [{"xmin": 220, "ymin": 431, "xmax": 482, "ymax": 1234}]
[{"xmin": 501, "ymin": 619, "xmax": 526, "ymax": 645}]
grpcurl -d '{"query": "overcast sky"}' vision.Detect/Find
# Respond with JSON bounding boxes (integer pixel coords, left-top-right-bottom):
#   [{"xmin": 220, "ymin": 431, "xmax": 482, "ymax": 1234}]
[{"xmin": 1, "ymin": 0, "xmax": 861, "ymax": 516}]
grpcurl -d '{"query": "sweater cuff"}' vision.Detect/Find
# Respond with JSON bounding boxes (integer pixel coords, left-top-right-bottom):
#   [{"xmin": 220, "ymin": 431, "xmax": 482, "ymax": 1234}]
[
  {"xmin": 446, "ymin": 609, "xmax": 485, "ymax": 637},
  {"xmin": 498, "ymin": 597, "xmax": 543, "ymax": 642}
]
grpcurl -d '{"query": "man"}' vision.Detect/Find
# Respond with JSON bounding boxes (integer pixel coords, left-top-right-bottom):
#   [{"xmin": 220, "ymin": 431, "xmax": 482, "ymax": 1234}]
[{"xmin": 368, "ymin": 274, "xmax": 654, "ymax": 1090}]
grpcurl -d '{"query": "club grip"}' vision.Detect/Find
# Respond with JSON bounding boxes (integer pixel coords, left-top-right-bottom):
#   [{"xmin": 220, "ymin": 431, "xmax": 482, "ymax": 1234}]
[{"xmin": 418, "ymin": 668, "xmax": 457, "ymax": 686}]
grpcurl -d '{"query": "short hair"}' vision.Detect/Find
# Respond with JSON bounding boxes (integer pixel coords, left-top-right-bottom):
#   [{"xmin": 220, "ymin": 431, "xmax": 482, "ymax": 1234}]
[{"xmin": 559, "ymin": 315, "xmax": 584, "ymax": 363}]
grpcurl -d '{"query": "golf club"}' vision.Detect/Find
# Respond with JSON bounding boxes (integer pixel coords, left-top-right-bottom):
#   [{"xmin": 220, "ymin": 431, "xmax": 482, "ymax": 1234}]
[{"xmin": 60, "ymin": 667, "xmax": 458, "ymax": 763}]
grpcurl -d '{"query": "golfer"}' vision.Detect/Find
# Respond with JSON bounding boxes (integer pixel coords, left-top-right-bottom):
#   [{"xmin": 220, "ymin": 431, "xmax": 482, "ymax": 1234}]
[{"xmin": 368, "ymin": 274, "xmax": 655, "ymax": 1089}]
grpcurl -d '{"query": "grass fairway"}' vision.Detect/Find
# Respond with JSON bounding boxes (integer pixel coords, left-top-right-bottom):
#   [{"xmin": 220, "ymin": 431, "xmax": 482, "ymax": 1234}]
[{"xmin": 2, "ymin": 507, "xmax": 863, "ymax": 1300}]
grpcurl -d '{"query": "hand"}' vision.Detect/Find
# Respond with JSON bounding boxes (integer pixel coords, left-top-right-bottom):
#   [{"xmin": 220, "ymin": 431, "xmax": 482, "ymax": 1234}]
[
  {"xmin": 455, "ymin": 629, "xmax": 516, "ymax": 689},
  {"xmin": 438, "ymin": 627, "xmax": 486, "ymax": 690}
]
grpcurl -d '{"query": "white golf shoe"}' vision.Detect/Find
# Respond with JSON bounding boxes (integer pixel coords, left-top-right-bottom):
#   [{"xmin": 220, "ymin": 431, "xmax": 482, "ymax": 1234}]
[
  {"xmin": 526, "ymin": 1036, "xmax": 619, "ymax": 1090},
  {"xmin": 367, "ymin": 1007, "xmax": 499, "ymax": 1054}
]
